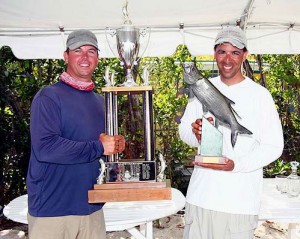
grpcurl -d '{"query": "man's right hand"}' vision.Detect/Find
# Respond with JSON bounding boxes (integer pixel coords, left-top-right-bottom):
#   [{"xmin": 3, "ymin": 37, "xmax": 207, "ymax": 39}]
[
  {"xmin": 99, "ymin": 133, "xmax": 125, "ymax": 155},
  {"xmin": 191, "ymin": 117, "xmax": 214, "ymax": 142}
]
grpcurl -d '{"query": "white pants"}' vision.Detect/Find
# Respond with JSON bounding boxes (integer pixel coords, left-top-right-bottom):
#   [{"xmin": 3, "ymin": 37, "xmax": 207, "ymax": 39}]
[{"xmin": 183, "ymin": 203, "xmax": 258, "ymax": 239}]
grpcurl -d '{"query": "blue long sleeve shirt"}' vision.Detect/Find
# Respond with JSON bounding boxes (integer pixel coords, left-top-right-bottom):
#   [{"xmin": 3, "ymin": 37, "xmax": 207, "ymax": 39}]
[{"xmin": 26, "ymin": 81, "xmax": 105, "ymax": 217}]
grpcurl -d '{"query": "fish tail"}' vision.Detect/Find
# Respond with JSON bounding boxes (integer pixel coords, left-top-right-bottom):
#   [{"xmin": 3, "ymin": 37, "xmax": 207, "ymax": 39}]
[{"xmin": 231, "ymin": 124, "xmax": 253, "ymax": 147}]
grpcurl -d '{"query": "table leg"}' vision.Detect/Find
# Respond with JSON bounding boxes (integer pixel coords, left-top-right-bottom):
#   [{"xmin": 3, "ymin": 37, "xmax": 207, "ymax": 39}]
[
  {"xmin": 140, "ymin": 223, "xmax": 146, "ymax": 236},
  {"xmin": 127, "ymin": 226, "xmax": 146, "ymax": 239},
  {"xmin": 139, "ymin": 221, "xmax": 153, "ymax": 239},
  {"xmin": 288, "ymin": 223, "xmax": 297, "ymax": 239},
  {"xmin": 127, "ymin": 221, "xmax": 153, "ymax": 239},
  {"xmin": 146, "ymin": 221, "xmax": 153, "ymax": 239}
]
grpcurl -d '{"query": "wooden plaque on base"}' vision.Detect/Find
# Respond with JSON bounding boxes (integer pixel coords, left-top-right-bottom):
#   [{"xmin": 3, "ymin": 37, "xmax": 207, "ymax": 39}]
[{"xmin": 88, "ymin": 182, "xmax": 171, "ymax": 203}]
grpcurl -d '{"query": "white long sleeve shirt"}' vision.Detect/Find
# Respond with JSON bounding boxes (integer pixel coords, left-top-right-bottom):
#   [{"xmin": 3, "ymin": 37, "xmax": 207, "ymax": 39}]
[{"xmin": 179, "ymin": 76, "xmax": 284, "ymax": 215}]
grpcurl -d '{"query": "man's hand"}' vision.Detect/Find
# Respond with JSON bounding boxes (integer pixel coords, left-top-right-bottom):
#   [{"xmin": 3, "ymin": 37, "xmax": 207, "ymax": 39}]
[
  {"xmin": 193, "ymin": 158, "xmax": 234, "ymax": 171},
  {"xmin": 191, "ymin": 117, "xmax": 214, "ymax": 142},
  {"xmin": 99, "ymin": 133, "xmax": 126, "ymax": 155}
]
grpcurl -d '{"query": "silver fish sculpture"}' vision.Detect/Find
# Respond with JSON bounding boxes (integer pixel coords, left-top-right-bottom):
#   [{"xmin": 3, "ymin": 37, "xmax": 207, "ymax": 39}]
[{"xmin": 182, "ymin": 62, "xmax": 252, "ymax": 147}]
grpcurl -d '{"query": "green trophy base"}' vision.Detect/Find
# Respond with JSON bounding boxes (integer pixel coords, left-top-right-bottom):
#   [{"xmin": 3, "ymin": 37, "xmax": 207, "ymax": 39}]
[{"xmin": 196, "ymin": 117, "xmax": 224, "ymax": 164}]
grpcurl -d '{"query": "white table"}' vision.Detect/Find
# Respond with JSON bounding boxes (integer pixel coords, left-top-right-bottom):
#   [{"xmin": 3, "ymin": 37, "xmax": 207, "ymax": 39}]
[
  {"xmin": 3, "ymin": 188, "xmax": 185, "ymax": 239},
  {"xmin": 259, "ymin": 178, "xmax": 300, "ymax": 239},
  {"xmin": 5, "ymin": 180, "xmax": 300, "ymax": 239}
]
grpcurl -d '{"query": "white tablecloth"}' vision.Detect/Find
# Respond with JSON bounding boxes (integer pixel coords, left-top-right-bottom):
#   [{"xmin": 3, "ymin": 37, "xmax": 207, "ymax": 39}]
[{"xmin": 259, "ymin": 178, "xmax": 300, "ymax": 223}]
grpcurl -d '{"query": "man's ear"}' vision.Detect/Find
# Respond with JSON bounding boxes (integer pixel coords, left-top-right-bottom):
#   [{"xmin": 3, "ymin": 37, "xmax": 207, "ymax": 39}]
[
  {"xmin": 63, "ymin": 51, "xmax": 68, "ymax": 64},
  {"xmin": 243, "ymin": 51, "xmax": 248, "ymax": 62}
]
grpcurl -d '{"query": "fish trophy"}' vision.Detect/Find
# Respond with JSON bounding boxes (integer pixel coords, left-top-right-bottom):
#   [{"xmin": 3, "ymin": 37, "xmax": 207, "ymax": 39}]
[{"xmin": 182, "ymin": 62, "xmax": 252, "ymax": 164}]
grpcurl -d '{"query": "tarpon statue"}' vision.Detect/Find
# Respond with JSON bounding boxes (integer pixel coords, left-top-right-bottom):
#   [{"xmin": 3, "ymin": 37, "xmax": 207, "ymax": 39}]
[{"xmin": 182, "ymin": 62, "xmax": 252, "ymax": 148}]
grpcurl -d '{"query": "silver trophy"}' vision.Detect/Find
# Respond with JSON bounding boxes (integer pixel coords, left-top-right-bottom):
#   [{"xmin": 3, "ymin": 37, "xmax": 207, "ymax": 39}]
[
  {"xmin": 106, "ymin": 1, "xmax": 150, "ymax": 86},
  {"xmin": 116, "ymin": 25, "xmax": 140, "ymax": 86},
  {"xmin": 89, "ymin": 0, "xmax": 170, "ymax": 203}
]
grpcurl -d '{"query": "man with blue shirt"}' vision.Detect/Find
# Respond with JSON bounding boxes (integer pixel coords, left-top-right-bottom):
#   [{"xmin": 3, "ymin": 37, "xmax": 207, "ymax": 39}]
[{"xmin": 26, "ymin": 29, "xmax": 125, "ymax": 239}]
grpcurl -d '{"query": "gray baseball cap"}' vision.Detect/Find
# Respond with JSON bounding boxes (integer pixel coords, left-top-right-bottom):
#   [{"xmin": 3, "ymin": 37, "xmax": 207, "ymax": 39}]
[
  {"xmin": 66, "ymin": 29, "xmax": 98, "ymax": 50},
  {"xmin": 214, "ymin": 26, "xmax": 247, "ymax": 50}
]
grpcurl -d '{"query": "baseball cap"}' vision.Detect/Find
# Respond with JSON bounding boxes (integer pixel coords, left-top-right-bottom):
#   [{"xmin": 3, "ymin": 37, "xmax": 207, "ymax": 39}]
[
  {"xmin": 66, "ymin": 29, "xmax": 98, "ymax": 50},
  {"xmin": 214, "ymin": 26, "xmax": 247, "ymax": 50}
]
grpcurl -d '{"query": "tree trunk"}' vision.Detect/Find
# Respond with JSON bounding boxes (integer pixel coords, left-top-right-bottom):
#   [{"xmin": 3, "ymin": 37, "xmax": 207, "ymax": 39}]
[
  {"xmin": 243, "ymin": 59, "xmax": 253, "ymax": 80},
  {"xmin": 256, "ymin": 54, "xmax": 268, "ymax": 87}
]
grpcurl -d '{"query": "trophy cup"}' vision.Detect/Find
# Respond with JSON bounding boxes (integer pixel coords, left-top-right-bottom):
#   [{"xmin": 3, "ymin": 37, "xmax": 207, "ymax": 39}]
[
  {"xmin": 116, "ymin": 25, "xmax": 139, "ymax": 87},
  {"xmin": 105, "ymin": 1, "xmax": 149, "ymax": 87},
  {"xmin": 88, "ymin": 1, "xmax": 171, "ymax": 203}
]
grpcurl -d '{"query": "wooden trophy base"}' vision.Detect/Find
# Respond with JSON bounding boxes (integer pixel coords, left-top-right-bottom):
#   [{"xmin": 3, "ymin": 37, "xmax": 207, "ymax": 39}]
[{"xmin": 88, "ymin": 181, "xmax": 171, "ymax": 203}]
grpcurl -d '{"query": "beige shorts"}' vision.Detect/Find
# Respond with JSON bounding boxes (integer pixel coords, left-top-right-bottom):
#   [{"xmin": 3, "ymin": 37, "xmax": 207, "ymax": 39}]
[
  {"xmin": 28, "ymin": 209, "xmax": 106, "ymax": 239},
  {"xmin": 183, "ymin": 203, "xmax": 258, "ymax": 239}
]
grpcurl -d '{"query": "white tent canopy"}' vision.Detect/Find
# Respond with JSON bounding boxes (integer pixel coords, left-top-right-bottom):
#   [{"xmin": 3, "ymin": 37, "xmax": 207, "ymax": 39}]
[{"xmin": 1, "ymin": 0, "xmax": 300, "ymax": 59}]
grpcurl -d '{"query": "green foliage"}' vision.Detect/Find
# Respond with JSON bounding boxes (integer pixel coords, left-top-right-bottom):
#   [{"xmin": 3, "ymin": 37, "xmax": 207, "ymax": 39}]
[
  {"xmin": 138, "ymin": 46, "xmax": 200, "ymax": 191},
  {"xmin": 263, "ymin": 159, "xmax": 290, "ymax": 177},
  {"xmin": 0, "ymin": 47, "xmax": 31, "ymax": 205},
  {"xmin": 0, "ymin": 47, "xmax": 65, "ymax": 205},
  {"xmin": 260, "ymin": 55, "xmax": 300, "ymax": 176},
  {"xmin": 1, "ymin": 46, "xmax": 299, "ymax": 203}
]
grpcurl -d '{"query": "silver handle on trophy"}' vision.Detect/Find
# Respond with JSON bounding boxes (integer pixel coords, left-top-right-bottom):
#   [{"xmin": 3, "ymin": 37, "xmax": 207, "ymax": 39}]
[
  {"xmin": 138, "ymin": 27, "xmax": 151, "ymax": 61},
  {"xmin": 105, "ymin": 27, "xmax": 117, "ymax": 58}
]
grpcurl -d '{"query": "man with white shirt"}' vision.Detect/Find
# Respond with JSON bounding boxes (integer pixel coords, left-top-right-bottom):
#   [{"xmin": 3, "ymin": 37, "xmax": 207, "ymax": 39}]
[{"xmin": 179, "ymin": 26, "xmax": 284, "ymax": 239}]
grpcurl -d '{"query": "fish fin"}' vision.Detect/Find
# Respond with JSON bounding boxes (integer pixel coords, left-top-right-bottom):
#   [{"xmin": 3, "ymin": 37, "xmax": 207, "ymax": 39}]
[
  {"xmin": 202, "ymin": 104, "xmax": 209, "ymax": 114},
  {"xmin": 184, "ymin": 86, "xmax": 194, "ymax": 98},
  {"xmin": 221, "ymin": 95, "xmax": 241, "ymax": 118},
  {"xmin": 237, "ymin": 124, "xmax": 253, "ymax": 135},
  {"xmin": 225, "ymin": 97, "xmax": 235, "ymax": 105},
  {"xmin": 231, "ymin": 131, "xmax": 238, "ymax": 148},
  {"xmin": 224, "ymin": 96, "xmax": 243, "ymax": 119},
  {"xmin": 230, "ymin": 106, "xmax": 242, "ymax": 119},
  {"xmin": 215, "ymin": 119, "xmax": 219, "ymax": 128},
  {"xmin": 231, "ymin": 124, "xmax": 253, "ymax": 147}
]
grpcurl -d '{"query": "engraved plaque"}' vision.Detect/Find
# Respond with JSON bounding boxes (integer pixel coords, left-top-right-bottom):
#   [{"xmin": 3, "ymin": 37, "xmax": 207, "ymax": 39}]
[{"xmin": 105, "ymin": 161, "xmax": 156, "ymax": 183}]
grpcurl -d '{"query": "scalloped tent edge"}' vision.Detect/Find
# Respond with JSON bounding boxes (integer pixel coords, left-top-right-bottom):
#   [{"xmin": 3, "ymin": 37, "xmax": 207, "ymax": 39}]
[{"xmin": 1, "ymin": 0, "xmax": 300, "ymax": 59}]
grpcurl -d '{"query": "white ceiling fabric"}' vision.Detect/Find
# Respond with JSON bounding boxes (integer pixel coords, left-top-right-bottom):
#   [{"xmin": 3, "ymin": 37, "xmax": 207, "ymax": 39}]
[{"xmin": 0, "ymin": 0, "xmax": 300, "ymax": 59}]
